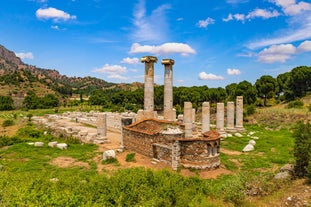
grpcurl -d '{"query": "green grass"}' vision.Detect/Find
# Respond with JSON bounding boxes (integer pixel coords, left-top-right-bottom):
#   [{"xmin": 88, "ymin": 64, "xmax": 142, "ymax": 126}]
[{"xmin": 221, "ymin": 124, "xmax": 294, "ymax": 172}]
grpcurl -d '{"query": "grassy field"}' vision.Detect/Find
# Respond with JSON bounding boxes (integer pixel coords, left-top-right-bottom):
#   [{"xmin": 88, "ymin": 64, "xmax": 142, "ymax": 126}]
[{"xmin": 0, "ymin": 105, "xmax": 310, "ymax": 206}]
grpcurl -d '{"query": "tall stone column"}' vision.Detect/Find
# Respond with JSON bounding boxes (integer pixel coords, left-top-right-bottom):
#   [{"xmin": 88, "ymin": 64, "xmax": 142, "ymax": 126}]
[
  {"xmin": 235, "ymin": 96, "xmax": 244, "ymax": 130},
  {"xmin": 202, "ymin": 102, "xmax": 210, "ymax": 133},
  {"xmin": 227, "ymin": 102, "xmax": 235, "ymax": 130},
  {"xmin": 162, "ymin": 59, "xmax": 174, "ymax": 121},
  {"xmin": 183, "ymin": 102, "xmax": 193, "ymax": 138},
  {"xmin": 141, "ymin": 56, "xmax": 158, "ymax": 118},
  {"xmin": 97, "ymin": 113, "xmax": 107, "ymax": 137},
  {"xmin": 216, "ymin": 103, "xmax": 224, "ymax": 131}
]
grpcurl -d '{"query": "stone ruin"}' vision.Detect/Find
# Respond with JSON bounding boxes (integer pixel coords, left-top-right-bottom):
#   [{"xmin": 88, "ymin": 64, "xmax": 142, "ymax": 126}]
[
  {"xmin": 31, "ymin": 55, "xmax": 246, "ymax": 171},
  {"xmin": 122, "ymin": 56, "xmax": 245, "ymax": 170}
]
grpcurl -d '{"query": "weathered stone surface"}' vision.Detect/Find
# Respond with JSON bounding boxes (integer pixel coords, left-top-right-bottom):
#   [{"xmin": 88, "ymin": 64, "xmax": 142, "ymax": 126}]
[
  {"xmin": 249, "ymin": 140, "xmax": 256, "ymax": 146},
  {"xmin": 48, "ymin": 141, "xmax": 58, "ymax": 147},
  {"xmin": 102, "ymin": 150, "xmax": 116, "ymax": 161},
  {"xmin": 242, "ymin": 144, "xmax": 254, "ymax": 152},
  {"xmin": 34, "ymin": 142, "xmax": 44, "ymax": 147},
  {"xmin": 280, "ymin": 164, "xmax": 295, "ymax": 173},
  {"xmin": 235, "ymin": 132, "xmax": 243, "ymax": 137},
  {"xmin": 274, "ymin": 171, "xmax": 291, "ymax": 179},
  {"xmin": 56, "ymin": 143, "xmax": 68, "ymax": 150}
]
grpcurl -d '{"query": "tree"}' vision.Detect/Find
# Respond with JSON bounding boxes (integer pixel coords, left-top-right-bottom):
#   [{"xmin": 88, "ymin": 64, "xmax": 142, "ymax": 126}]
[
  {"xmin": 0, "ymin": 95, "xmax": 14, "ymax": 111},
  {"xmin": 42, "ymin": 94, "xmax": 59, "ymax": 108},
  {"xmin": 89, "ymin": 90, "xmax": 108, "ymax": 106},
  {"xmin": 226, "ymin": 83, "xmax": 237, "ymax": 101},
  {"xmin": 23, "ymin": 91, "xmax": 40, "ymax": 109},
  {"xmin": 255, "ymin": 75, "xmax": 277, "ymax": 106},
  {"xmin": 284, "ymin": 66, "xmax": 311, "ymax": 100},
  {"xmin": 236, "ymin": 81, "xmax": 257, "ymax": 105}
]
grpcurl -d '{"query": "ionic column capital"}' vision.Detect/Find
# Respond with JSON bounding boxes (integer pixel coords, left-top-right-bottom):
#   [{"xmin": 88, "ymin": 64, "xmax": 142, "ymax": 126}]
[{"xmin": 141, "ymin": 56, "xmax": 158, "ymax": 63}]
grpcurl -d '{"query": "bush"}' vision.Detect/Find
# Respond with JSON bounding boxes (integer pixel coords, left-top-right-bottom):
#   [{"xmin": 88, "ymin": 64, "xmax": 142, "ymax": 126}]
[
  {"xmin": 0, "ymin": 136, "xmax": 22, "ymax": 147},
  {"xmin": 292, "ymin": 121, "xmax": 311, "ymax": 178},
  {"xmin": 126, "ymin": 153, "xmax": 136, "ymax": 162},
  {"xmin": 245, "ymin": 104, "xmax": 256, "ymax": 116},
  {"xmin": 287, "ymin": 100, "xmax": 304, "ymax": 109},
  {"xmin": 2, "ymin": 119, "xmax": 14, "ymax": 127}
]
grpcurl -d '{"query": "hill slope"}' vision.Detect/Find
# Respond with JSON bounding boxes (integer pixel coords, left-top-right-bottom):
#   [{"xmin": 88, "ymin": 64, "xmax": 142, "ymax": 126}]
[{"xmin": 0, "ymin": 44, "xmax": 131, "ymax": 98}]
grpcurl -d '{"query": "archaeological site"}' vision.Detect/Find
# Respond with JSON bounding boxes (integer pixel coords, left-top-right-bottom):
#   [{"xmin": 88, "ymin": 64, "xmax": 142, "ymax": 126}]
[{"xmin": 33, "ymin": 56, "xmax": 245, "ymax": 171}]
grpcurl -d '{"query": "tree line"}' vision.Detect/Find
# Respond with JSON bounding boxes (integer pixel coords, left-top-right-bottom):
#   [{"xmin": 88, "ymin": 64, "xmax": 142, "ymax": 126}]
[{"xmin": 0, "ymin": 65, "xmax": 310, "ymax": 111}]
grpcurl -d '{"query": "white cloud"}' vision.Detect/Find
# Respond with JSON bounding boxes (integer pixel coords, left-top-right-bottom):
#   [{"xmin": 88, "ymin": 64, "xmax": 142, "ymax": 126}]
[
  {"xmin": 198, "ymin": 72, "xmax": 224, "ymax": 80},
  {"xmin": 36, "ymin": 7, "xmax": 76, "ymax": 21},
  {"xmin": 92, "ymin": 64, "xmax": 127, "ymax": 74},
  {"xmin": 51, "ymin": 25, "xmax": 59, "ymax": 30},
  {"xmin": 107, "ymin": 74, "xmax": 128, "ymax": 80},
  {"xmin": 177, "ymin": 17, "xmax": 184, "ymax": 21},
  {"xmin": 257, "ymin": 44, "xmax": 296, "ymax": 63},
  {"xmin": 223, "ymin": 14, "xmax": 233, "ymax": 22},
  {"xmin": 129, "ymin": 42, "xmax": 196, "ymax": 55},
  {"xmin": 257, "ymin": 40, "xmax": 311, "ymax": 63},
  {"xmin": 196, "ymin": 17, "xmax": 215, "ymax": 28},
  {"xmin": 121, "ymin": 57, "xmax": 139, "ymax": 64},
  {"xmin": 270, "ymin": 0, "xmax": 311, "ymax": 15},
  {"xmin": 226, "ymin": 0, "xmax": 249, "ymax": 4},
  {"xmin": 227, "ymin": 68, "xmax": 241, "ymax": 75},
  {"xmin": 176, "ymin": 79, "xmax": 185, "ymax": 83},
  {"xmin": 297, "ymin": 40, "xmax": 311, "ymax": 52},
  {"xmin": 132, "ymin": 0, "xmax": 170, "ymax": 42},
  {"xmin": 246, "ymin": 8, "xmax": 280, "ymax": 19},
  {"xmin": 15, "ymin": 52, "xmax": 34, "ymax": 60},
  {"xmin": 223, "ymin": 9, "xmax": 279, "ymax": 23}
]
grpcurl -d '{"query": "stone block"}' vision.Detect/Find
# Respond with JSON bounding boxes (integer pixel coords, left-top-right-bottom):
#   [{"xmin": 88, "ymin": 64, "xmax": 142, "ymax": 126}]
[{"xmin": 102, "ymin": 150, "xmax": 116, "ymax": 161}]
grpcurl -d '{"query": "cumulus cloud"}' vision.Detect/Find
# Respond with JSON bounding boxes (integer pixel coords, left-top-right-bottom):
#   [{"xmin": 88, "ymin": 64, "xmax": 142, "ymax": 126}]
[
  {"xmin": 15, "ymin": 52, "xmax": 34, "ymax": 60},
  {"xmin": 36, "ymin": 7, "xmax": 76, "ymax": 21},
  {"xmin": 227, "ymin": 68, "xmax": 241, "ymax": 75},
  {"xmin": 92, "ymin": 64, "xmax": 128, "ymax": 80},
  {"xmin": 131, "ymin": 0, "xmax": 170, "ymax": 42},
  {"xmin": 129, "ymin": 42, "xmax": 196, "ymax": 56},
  {"xmin": 257, "ymin": 44, "xmax": 296, "ymax": 63},
  {"xmin": 121, "ymin": 57, "xmax": 139, "ymax": 64},
  {"xmin": 297, "ymin": 40, "xmax": 311, "ymax": 52},
  {"xmin": 270, "ymin": 0, "xmax": 311, "ymax": 15},
  {"xmin": 198, "ymin": 72, "xmax": 224, "ymax": 80},
  {"xmin": 246, "ymin": 8, "xmax": 280, "ymax": 19},
  {"xmin": 257, "ymin": 40, "xmax": 311, "ymax": 63},
  {"xmin": 196, "ymin": 17, "xmax": 215, "ymax": 28},
  {"xmin": 92, "ymin": 64, "xmax": 127, "ymax": 74},
  {"xmin": 107, "ymin": 74, "xmax": 128, "ymax": 80}
]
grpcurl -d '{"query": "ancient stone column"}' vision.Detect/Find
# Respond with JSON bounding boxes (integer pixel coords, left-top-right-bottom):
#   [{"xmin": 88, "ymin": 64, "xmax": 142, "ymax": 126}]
[
  {"xmin": 236, "ymin": 96, "xmax": 244, "ymax": 130},
  {"xmin": 192, "ymin": 108, "xmax": 196, "ymax": 123},
  {"xmin": 202, "ymin": 102, "xmax": 210, "ymax": 133},
  {"xmin": 141, "ymin": 56, "xmax": 158, "ymax": 118},
  {"xmin": 227, "ymin": 102, "xmax": 235, "ymax": 130},
  {"xmin": 216, "ymin": 103, "xmax": 224, "ymax": 131},
  {"xmin": 162, "ymin": 59, "xmax": 175, "ymax": 121},
  {"xmin": 97, "ymin": 113, "xmax": 107, "ymax": 137},
  {"xmin": 183, "ymin": 102, "xmax": 193, "ymax": 138}
]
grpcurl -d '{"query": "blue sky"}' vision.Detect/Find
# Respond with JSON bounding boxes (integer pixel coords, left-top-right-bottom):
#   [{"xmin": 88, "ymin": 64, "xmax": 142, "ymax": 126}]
[{"xmin": 1, "ymin": 0, "xmax": 310, "ymax": 87}]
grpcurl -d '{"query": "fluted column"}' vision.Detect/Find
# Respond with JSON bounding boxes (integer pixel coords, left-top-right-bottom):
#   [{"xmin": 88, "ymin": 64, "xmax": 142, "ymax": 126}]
[
  {"xmin": 235, "ymin": 96, "xmax": 244, "ymax": 130},
  {"xmin": 183, "ymin": 102, "xmax": 193, "ymax": 138},
  {"xmin": 141, "ymin": 56, "xmax": 158, "ymax": 118},
  {"xmin": 216, "ymin": 103, "xmax": 224, "ymax": 131},
  {"xmin": 227, "ymin": 102, "xmax": 235, "ymax": 130},
  {"xmin": 202, "ymin": 102, "xmax": 210, "ymax": 133},
  {"xmin": 162, "ymin": 59, "xmax": 174, "ymax": 121}
]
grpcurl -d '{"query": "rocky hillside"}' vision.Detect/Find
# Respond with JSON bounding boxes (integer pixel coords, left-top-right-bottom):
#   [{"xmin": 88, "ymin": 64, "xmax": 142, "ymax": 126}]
[{"xmin": 0, "ymin": 45, "xmax": 141, "ymax": 98}]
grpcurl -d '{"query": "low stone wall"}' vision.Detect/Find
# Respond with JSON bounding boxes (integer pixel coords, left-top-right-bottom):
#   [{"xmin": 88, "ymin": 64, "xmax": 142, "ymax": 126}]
[{"xmin": 179, "ymin": 140, "xmax": 220, "ymax": 169}]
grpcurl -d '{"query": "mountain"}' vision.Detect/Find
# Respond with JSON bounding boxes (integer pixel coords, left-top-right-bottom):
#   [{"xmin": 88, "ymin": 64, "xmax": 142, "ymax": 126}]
[{"xmin": 0, "ymin": 45, "xmax": 141, "ymax": 99}]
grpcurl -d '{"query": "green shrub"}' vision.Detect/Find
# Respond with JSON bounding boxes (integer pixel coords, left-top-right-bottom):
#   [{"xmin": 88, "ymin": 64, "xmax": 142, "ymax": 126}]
[
  {"xmin": 308, "ymin": 104, "xmax": 311, "ymax": 112},
  {"xmin": 102, "ymin": 158, "xmax": 119, "ymax": 165},
  {"xmin": 0, "ymin": 136, "xmax": 22, "ymax": 147},
  {"xmin": 126, "ymin": 153, "xmax": 136, "ymax": 162},
  {"xmin": 292, "ymin": 121, "xmax": 311, "ymax": 178},
  {"xmin": 245, "ymin": 104, "xmax": 256, "ymax": 116},
  {"xmin": 287, "ymin": 100, "xmax": 304, "ymax": 109},
  {"xmin": 2, "ymin": 119, "xmax": 14, "ymax": 127}
]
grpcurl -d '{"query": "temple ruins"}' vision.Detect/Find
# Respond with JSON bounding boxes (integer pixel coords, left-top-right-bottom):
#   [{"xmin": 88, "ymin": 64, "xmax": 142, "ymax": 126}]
[
  {"xmin": 32, "ymin": 56, "xmax": 245, "ymax": 171},
  {"xmin": 122, "ymin": 56, "xmax": 245, "ymax": 170}
]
